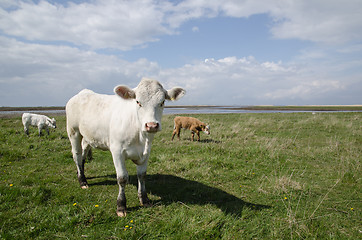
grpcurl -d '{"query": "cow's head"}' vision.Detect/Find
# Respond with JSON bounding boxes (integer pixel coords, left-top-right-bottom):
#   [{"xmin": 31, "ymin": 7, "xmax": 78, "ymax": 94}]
[
  {"xmin": 203, "ymin": 124, "xmax": 210, "ymax": 135},
  {"xmin": 47, "ymin": 118, "xmax": 57, "ymax": 129},
  {"xmin": 114, "ymin": 78, "xmax": 185, "ymax": 133}
]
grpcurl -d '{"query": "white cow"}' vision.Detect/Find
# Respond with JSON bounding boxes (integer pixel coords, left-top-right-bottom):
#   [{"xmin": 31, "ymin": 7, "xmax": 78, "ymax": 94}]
[
  {"xmin": 66, "ymin": 78, "xmax": 185, "ymax": 217},
  {"xmin": 22, "ymin": 113, "xmax": 57, "ymax": 136}
]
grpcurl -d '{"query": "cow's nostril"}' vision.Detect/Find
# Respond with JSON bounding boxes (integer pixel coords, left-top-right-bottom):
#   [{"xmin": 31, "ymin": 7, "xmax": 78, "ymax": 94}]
[{"xmin": 145, "ymin": 122, "xmax": 159, "ymax": 132}]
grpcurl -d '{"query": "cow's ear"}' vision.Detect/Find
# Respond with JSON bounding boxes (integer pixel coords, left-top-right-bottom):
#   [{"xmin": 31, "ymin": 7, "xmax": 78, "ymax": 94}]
[
  {"xmin": 114, "ymin": 85, "xmax": 136, "ymax": 99},
  {"xmin": 166, "ymin": 87, "xmax": 186, "ymax": 101}
]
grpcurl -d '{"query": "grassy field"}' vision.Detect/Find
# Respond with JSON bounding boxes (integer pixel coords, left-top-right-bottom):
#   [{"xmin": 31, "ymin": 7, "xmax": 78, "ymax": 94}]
[{"xmin": 0, "ymin": 112, "xmax": 360, "ymax": 239}]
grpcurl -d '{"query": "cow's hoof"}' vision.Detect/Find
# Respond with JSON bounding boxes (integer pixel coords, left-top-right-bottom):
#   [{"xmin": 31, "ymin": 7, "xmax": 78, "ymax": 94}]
[
  {"xmin": 142, "ymin": 202, "xmax": 152, "ymax": 208},
  {"xmin": 80, "ymin": 181, "xmax": 89, "ymax": 189},
  {"xmin": 117, "ymin": 210, "xmax": 127, "ymax": 217},
  {"xmin": 138, "ymin": 192, "xmax": 151, "ymax": 207},
  {"xmin": 139, "ymin": 198, "xmax": 152, "ymax": 207},
  {"xmin": 78, "ymin": 176, "xmax": 88, "ymax": 188}
]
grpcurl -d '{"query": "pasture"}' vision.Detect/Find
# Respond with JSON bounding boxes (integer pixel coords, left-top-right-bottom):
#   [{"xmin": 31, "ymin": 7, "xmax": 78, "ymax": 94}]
[{"xmin": 0, "ymin": 112, "xmax": 360, "ymax": 239}]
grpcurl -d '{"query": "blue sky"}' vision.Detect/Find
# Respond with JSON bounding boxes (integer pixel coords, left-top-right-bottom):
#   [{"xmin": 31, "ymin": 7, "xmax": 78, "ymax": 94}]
[
  {"xmin": 0, "ymin": 0, "xmax": 361, "ymax": 106},
  {"xmin": 124, "ymin": 15, "xmax": 311, "ymax": 67}
]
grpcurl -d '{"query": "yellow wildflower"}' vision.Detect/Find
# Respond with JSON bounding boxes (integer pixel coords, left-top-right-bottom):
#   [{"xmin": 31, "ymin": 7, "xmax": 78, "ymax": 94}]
[
  {"xmin": 284, "ymin": 197, "xmax": 287, "ymax": 200},
  {"xmin": 73, "ymin": 203, "xmax": 77, "ymax": 206},
  {"xmin": 9, "ymin": 184, "xmax": 13, "ymax": 187},
  {"xmin": 130, "ymin": 220, "xmax": 134, "ymax": 223},
  {"xmin": 95, "ymin": 205, "xmax": 99, "ymax": 208}
]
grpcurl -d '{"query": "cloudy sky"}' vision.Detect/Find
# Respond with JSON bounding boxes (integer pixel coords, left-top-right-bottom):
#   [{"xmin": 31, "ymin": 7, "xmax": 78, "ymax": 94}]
[{"xmin": 1, "ymin": 0, "xmax": 362, "ymax": 106}]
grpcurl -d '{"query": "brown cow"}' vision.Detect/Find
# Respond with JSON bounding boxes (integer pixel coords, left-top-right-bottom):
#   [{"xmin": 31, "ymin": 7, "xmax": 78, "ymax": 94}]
[{"xmin": 171, "ymin": 116, "xmax": 210, "ymax": 141}]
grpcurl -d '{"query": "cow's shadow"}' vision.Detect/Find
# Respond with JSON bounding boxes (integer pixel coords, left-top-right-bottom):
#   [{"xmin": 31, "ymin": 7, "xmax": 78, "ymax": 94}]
[
  {"xmin": 177, "ymin": 138, "xmax": 221, "ymax": 143},
  {"xmin": 89, "ymin": 173, "xmax": 270, "ymax": 216},
  {"xmin": 199, "ymin": 139, "xmax": 221, "ymax": 143}
]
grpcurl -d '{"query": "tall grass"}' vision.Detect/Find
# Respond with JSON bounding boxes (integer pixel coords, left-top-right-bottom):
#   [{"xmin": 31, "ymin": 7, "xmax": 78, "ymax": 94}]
[{"xmin": 0, "ymin": 112, "xmax": 360, "ymax": 239}]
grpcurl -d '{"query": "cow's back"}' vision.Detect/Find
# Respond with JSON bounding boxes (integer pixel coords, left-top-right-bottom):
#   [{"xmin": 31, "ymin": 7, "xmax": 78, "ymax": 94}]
[
  {"xmin": 22, "ymin": 113, "xmax": 45, "ymax": 125},
  {"xmin": 67, "ymin": 89, "xmax": 114, "ymax": 118},
  {"xmin": 175, "ymin": 116, "xmax": 200, "ymax": 129},
  {"xmin": 66, "ymin": 89, "xmax": 117, "ymax": 148}
]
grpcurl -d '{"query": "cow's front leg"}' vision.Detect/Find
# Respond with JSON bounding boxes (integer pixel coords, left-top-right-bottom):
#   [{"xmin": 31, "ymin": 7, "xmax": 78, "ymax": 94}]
[
  {"xmin": 24, "ymin": 126, "xmax": 29, "ymax": 135},
  {"xmin": 137, "ymin": 162, "xmax": 151, "ymax": 207},
  {"xmin": 112, "ymin": 151, "xmax": 128, "ymax": 217},
  {"xmin": 196, "ymin": 131, "xmax": 201, "ymax": 141},
  {"xmin": 117, "ymin": 175, "xmax": 128, "ymax": 217}
]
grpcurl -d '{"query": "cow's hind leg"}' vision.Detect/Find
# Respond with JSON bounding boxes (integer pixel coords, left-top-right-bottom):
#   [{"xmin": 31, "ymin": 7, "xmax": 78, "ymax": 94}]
[
  {"xmin": 69, "ymin": 130, "xmax": 88, "ymax": 188},
  {"xmin": 137, "ymin": 162, "xmax": 151, "ymax": 207},
  {"xmin": 171, "ymin": 129, "xmax": 176, "ymax": 140},
  {"xmin": 82, "ymin": 139, "xmax": 93, "ymax": 162},
  {"xmin": 177, "ymin": 128, "xmax": 181, "ymax": 140},
  {"xmin": 171, "ymin": 126, "xmax": 180, "ymax": 141}
]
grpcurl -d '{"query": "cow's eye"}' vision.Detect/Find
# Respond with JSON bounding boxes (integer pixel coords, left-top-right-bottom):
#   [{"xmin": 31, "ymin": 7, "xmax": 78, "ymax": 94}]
[
  {"xmin": 160, "ymin": 100, "xmax": 165, "ymax": 107},
  {"xmin": 136, "ymin": 100, "xmax": 142, "ymax": 107}
]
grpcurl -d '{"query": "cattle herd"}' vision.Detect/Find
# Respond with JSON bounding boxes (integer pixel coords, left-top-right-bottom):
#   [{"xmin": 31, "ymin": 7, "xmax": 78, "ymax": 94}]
[{"xmin": 21, "ymin": 78, "xmax": 212, "ymax": 217}]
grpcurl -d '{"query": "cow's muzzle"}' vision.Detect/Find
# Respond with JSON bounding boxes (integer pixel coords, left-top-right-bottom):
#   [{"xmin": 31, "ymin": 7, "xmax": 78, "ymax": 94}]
[{"xmin": 145, "ymin": 122, "xmax": 159, "ymax": 133}]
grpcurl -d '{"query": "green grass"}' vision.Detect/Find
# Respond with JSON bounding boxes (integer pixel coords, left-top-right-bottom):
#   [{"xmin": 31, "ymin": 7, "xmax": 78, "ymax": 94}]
[{"xmin": 0, "ymin": 113, "xmax": 360, "ymax": 239}]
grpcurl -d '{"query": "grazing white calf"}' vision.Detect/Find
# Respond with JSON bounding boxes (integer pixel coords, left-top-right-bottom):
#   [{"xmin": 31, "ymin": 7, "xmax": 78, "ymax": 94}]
[
  {"xmin": 66, "ymin": 78, "xmax": 185, "ymax": 217},
  {"xmin": 22, "ymin": 113, "xmax": 57, "ymax": 136}
]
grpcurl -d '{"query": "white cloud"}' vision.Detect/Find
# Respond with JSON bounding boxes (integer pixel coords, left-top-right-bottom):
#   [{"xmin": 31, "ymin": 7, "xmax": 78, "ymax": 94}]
[
  {"xmin": 1, "ymin": 0, "xmax": 361, "ymax": 51},
  {"xmin": 157, "ymin": 55, "xmax": 361, "ymax": 105},
  {"xmin": 0, "ymin": 0, "xmax": 171, "ymax": 50},
  {"xmin": 0, "ymin": 35, "xmax": 360, "ymax": 106},
  {"xmin": 264, "ymin": 80, "xmax": 344, "ymax": 101},
  {"xmin": 167, "ymin": 0, "xmax": 362, "ymax": 44},
  {"xmin": 0, "ymin": 36, "xmax": 162, "ymax": 106},
  {"xmin": 268, "ymin": 0, "xmax": 362, "ymax": 44},
  {"xmin": 192, "ymin": 26, "xmax": 199, "ymax": 32}
]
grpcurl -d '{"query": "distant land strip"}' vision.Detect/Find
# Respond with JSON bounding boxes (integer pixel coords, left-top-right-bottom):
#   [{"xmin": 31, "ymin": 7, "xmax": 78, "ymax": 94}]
[{"xmin": 1, "ymin": 105, "xmax": 362, "ymax": 112}]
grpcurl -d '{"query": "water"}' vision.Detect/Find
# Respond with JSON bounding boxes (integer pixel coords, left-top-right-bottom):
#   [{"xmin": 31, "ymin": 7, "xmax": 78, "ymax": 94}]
[
  {"xmin": 0, "ymin": 109, "xmax": 66, "ymax": 117},
  {"xmin": 164, "ymin": 107, "xmax": 311, "ymax": 114},
  {"xmin": 165, "ymin": 106, "xmax": 362, "ymax": 114}
]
